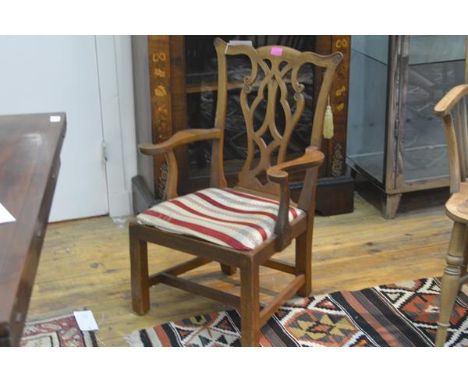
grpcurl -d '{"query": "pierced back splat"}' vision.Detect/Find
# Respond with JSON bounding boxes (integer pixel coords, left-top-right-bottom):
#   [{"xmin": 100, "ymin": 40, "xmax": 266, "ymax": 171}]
[{"xmin": 213, "ymin": 38, "xmax": 342, "ymax": 195}]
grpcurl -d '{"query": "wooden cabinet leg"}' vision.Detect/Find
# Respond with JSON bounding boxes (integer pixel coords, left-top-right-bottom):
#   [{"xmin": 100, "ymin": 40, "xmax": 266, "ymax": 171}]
[
  {"xmin": 240, "ymin": 262, "xmax": 260, "ymax": 346},
  {"xmin": 383, "ymin": 193, "xmax": 402, "ymax": 219},
  {"xmin": 436, "ymin": 222, "xmax": 465, "ymax": 346},
  {"xmin": 296, "ymin": 228, "xmax": 313, "ymax": 297},
  {"xmin": 130, "ymin": 232, "xmax": 150, "ymax": 315},
  {"xmin": 220, "ymin": 263, "xmax": 236, "ymax": 275}
]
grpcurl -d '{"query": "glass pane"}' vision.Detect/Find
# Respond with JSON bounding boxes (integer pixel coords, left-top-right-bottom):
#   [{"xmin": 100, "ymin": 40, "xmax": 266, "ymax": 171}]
[
  {"xmin": 347, "ymin": 36, "xmax": 389, "ymax": 184},
  {"xmin": 403, "ymin": 36, "xmax": 466, "ymax": 182}
]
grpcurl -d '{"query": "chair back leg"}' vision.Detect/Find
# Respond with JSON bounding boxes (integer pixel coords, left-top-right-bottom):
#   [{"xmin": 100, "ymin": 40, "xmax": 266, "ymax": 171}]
[{"xmin": 220, "ymin": 263, "xmax": 237, "ymax": 275}]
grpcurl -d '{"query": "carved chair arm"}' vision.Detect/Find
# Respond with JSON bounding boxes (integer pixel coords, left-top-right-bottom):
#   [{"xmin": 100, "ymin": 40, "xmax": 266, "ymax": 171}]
[
  {"xmin": 434, "ymin": 84, "xmax": 468, "ymax": 117},
  {"xmin": 138, "ymin": 128, "xmax": 221, "ymax": 200},
  {"xmin": 267, "ymin": 147, "xmax": 324, "ymax": 183},
  {"xmin": 267, "ymin": 147, "xmax": 325, "ymax": 251},
  {"xmin": 139, "ymin": 129, "xmax": 221, "ymax": 155}
]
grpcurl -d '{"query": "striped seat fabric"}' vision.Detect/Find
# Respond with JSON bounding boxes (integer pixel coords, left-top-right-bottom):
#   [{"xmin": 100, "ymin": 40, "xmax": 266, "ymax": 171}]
[{"xmin": 137, "ymin": 188, "xmax": 305, "ymax": 251}]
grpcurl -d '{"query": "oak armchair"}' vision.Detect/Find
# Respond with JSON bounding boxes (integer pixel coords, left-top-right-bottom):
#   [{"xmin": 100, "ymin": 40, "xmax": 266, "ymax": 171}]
[
  {"xmin": 130, "ymin": 38, "xmax": 342, "ymax": 346},
  {"xmin": 433, "ymin": 84, "xmax": 468, "ymax": 346}
]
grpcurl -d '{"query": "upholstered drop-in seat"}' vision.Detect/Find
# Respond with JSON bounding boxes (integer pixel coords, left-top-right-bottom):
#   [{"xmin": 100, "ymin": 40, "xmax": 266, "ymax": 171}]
[{"xmin": 137, "ymin": 188, "xmax": 305, "ymax": 251}]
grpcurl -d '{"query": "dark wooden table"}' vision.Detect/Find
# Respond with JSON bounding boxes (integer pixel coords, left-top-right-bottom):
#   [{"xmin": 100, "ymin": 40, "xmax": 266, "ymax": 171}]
[{"xmin": 0, "ymin": 113, "xmax": 66, "ymax": 346}]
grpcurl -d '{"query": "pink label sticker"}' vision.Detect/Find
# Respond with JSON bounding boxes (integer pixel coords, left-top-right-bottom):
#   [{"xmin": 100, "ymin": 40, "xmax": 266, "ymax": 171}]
[{"xmin": 270, "ymin": 47, "xmax": 283, "ymax": 56}]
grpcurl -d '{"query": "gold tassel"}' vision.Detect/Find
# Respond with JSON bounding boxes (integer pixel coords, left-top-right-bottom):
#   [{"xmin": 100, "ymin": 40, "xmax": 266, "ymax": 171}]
[{"xmin": 323, "ymin": 97, "xmax": 334, "ymax": 139}]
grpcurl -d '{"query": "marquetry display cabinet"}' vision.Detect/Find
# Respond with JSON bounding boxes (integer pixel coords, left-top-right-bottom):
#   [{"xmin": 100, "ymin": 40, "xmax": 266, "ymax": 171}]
[{"xmin": 132, "ymin": 35, "xmax": 354, "ymax": 215}]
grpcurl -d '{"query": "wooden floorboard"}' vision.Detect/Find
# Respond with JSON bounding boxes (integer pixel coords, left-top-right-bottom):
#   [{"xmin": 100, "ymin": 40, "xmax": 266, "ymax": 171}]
[{"xmin": 27, "ymin": 191, "xmax": 451, "ymax": 346}]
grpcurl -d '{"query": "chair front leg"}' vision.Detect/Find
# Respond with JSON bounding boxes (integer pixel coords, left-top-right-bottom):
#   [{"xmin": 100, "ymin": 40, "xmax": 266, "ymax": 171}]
[
  {"xmin": 295, "ymin": 168, "xmax": 318, "ymax": 297},
  {"xmin": 240, "ymin": 261, "xmax": 260, "ymax": 346},
  {"xmin": 130, "ymin": 231, "xmax": 150, "ymax": 315},
  {"xmin": 296, "ymin": 219, "xmax": 314, "ymax": 297},
  {"xmin": 436, "ymin": 222, "xmax": 465, "ymax": 346}
]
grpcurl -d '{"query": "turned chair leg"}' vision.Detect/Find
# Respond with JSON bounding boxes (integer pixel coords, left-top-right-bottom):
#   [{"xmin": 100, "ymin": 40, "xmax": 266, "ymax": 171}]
[
  {"xmin": 436, "ymin": 222, "xmax": 465, "ymax": 346},
  {"xmin": 220, "ymin": 263, "xmax": 236, "ymax": 275},
  {"xmin": 463, "ymin": 232, "xmax": 468, "ymax": 274},
  {"xmin": 240, "ymin": 262, "xmax": 260, "ymax": 346},
  {"xmin": 296, "ymin": 229, "xmax": 312, "ymax": 297},
  {"xmin": 130, "ymin": 234, "xmax": 150, "ymax": 315}
]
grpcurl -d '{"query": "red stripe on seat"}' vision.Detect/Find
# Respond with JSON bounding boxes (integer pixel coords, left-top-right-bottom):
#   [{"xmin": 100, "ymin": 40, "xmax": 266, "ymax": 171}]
[
  {"xmin": 223, "ymin": 188, "xmax": 299, "ymax": 219},
  {"xmin": 195, "ymin": 191, "xmax": 277, "ymax": 221},
  {"xmin": 169, "ymin": 199, "xmax": 268, "ymax": 240},
  {"xmin": 290, "ymin": 206, "xmax": 298, "ymax": 219},
  {"xmin": 141, "ymin": 209, "xmax": 252, "ymax": 251}
]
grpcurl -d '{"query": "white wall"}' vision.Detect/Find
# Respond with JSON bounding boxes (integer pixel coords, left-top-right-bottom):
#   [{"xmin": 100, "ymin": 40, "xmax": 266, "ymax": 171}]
[
  {"xmin": 0, "ymin": 35, "xmax": 137, "ymax": 221},
  {"xmin": 97, "ymin": 35, "xmax": 138, "ymax": 218}
]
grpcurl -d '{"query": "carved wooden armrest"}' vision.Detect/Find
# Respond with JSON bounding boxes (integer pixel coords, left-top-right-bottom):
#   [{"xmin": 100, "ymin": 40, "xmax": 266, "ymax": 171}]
[
  {"xmin": 267, "ymin": 147, "xmax": 325, "ymax": 250},
  {"xmin": 434, "ymin": 84, "xmax": 468, "ymax": 117},
  {"xmin": 267, "ymin": 147, "xmax": 324, "ymax": 183},
  {"xmin": 139, "ymin": 129, "xmax": 221, "ymax": 155},
  {"xmin": 138, "ymin": 129, "xmax": 221, "ymax": 199}
]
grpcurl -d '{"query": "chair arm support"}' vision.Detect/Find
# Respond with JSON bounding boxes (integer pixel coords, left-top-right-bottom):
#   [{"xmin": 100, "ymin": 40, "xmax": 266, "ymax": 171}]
[
  {"xmin": 138, "ymin": 129, "xmax": 221, "ymax": 200},
  {"xmin": 434, "ymin": 84, "xmax": 468, "ymax": 117},
  {"xmin": 266, "ymin": 147, "xmax": 325, "ymax": 251},
  {"xmin": 139, "ymin": 129, "xmax": 221, "ymax": 155}
]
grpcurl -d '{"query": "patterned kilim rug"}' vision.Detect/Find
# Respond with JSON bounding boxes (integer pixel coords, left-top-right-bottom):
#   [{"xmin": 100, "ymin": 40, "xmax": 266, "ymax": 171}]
[
  {"xmin": 126, "ymin": 278, "xmax": 468, "ymax": 347},
  {"xmin": 21, "ymin": 313, "xmax": 98, "ymax": 347}
]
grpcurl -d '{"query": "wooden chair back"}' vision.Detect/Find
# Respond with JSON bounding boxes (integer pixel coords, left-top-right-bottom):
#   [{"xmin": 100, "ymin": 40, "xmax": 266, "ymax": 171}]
[
  {"xmin": 435, "ymin": 38, "xmax": 468, "ymax": 194},
  {"xmin": 212, "ymin": 38, "xmax": 342, "ymax": 195}
]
